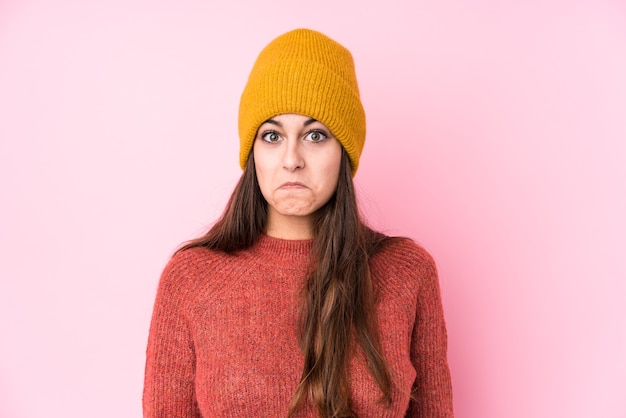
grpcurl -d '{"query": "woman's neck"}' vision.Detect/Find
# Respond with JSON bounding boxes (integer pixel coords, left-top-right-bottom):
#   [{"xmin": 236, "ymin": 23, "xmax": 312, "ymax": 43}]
[{"xmin": 265, "ymin": 210, "xmax": 315, "ymax": 240}]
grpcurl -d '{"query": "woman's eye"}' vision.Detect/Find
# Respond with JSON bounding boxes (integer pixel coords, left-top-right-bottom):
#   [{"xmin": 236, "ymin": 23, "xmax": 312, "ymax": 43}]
[
  {"xmin": 305, "ymin": 130, "xmax": 327, "ymax": 142},
  {"xmin": 262, "ymin": 132, "xmax": 281, "ymax": 142}
]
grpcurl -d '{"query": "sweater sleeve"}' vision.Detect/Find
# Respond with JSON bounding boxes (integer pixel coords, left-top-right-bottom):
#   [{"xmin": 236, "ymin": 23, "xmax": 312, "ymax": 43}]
[
  {"xmin": 143, "ymin": 253, "xmax": 202, "ymax": 418},
  {"xmin": 405, "ymin": 251, "xmax": 454, "ymax": 417}
]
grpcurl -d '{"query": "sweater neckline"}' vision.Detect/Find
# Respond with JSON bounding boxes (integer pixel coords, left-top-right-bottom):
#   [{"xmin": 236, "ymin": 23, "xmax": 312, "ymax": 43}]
[{"xmin": 249, "ymin": 234, "xmax": 314, "ymax": 267}]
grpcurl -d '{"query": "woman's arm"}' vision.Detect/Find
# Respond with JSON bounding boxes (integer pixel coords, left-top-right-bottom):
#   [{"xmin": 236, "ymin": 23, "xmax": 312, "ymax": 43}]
[
  {"xmin": 143, "ymin": 254, "xmax": 201, "ymax": 417},
  {"xmin": 406, "ymin": 254, "xmax": 454, "ymax": 417}
]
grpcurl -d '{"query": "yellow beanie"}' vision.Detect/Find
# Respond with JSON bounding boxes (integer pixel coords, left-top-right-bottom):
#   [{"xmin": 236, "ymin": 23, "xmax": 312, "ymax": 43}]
[{"xmin": 238, "ymin": 28, "xmax": 366, "ymax": 174}]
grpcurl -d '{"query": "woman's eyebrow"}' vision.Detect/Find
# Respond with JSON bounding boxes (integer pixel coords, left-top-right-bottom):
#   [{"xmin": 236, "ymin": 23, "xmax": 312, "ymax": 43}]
[
  {"xmin": 263, "ymin": 119, "xmax": 282, "ymax": 127},
  {"xmin": 262, "ymin": 118, "xmax": 318, "ymax": 127}
]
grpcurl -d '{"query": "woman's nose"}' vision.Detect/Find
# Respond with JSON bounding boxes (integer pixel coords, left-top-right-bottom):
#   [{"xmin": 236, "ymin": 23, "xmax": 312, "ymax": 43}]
[{"xmin": 281, "ymin": 139, "xmax": 304, "ymax": 171}]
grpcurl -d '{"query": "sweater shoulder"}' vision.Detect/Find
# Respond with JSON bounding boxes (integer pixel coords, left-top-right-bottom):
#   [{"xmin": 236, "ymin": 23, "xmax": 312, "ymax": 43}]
[
  {"xmin": 162, "ymin": 246, "xmax": 221, "ymax": 278},
  {"xmin": 371, "ymin": 237, "xmax": 437, "ymax": 279},
  {"xmin": 369, "ymin": 237, "xmax": 439, "ymax": 304},
  {"xmin": 157, "ymin": 246, "xmax": 235, "ymax": 297}
]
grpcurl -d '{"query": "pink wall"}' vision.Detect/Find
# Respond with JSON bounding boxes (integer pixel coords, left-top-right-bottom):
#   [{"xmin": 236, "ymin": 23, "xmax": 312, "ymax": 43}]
[{"xmin": 1, "ymin": 0, "xmax": 625, "ymax": 417}]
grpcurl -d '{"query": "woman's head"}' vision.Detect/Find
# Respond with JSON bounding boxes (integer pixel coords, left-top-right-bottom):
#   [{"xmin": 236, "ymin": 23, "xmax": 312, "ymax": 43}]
[
  {"xmin": 253, "ymin": 113, "xmax": 343, "ymax": 237},
  {"xmin": 238, "ymin": 28, "xmax": 366, "ymax": 175}
]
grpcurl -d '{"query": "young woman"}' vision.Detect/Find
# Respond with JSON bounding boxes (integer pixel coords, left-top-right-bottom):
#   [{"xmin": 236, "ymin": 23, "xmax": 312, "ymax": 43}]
[{"xmin": 143, "ymin": 28, "xmax": 454, "ymax": 417}]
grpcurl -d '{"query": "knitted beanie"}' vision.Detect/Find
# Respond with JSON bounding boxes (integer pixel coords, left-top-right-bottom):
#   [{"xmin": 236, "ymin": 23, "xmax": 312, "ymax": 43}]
[{"xmin": 238, "ymin": 28, "xmax": 366, "ymax": 174}]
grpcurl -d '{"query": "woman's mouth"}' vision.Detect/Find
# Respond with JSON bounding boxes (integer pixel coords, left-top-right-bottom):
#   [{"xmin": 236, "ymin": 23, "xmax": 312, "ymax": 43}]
[{"xmin": 278, "ymin": 182, "xmax": 307, "ymax": 190}]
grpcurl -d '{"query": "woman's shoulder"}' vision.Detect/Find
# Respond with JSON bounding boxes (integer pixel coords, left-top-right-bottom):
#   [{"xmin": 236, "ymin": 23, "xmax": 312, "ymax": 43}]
[
  {"xmin": 158, "ymin": 246, "xmax": 236, "ymax": 291},
  {"xmin": 369, "ymin": 235, "xmax": 439, "ymax": 292},
  {"xmin": 371, "ymin": 235, "xmax": 437, "ymax": 273},
  {"xmin": 165, "ymin": 245, "xmax": 222, "ymax": 272},
  {"xmin": 368, "ymin": 236, "xmax": 441, "ymax": 314}
]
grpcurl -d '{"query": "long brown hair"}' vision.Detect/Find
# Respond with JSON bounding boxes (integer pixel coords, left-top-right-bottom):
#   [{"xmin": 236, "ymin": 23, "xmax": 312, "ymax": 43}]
[{"xmin": 180, "ymin": 150, "xmax": 392, "ymax": 417}]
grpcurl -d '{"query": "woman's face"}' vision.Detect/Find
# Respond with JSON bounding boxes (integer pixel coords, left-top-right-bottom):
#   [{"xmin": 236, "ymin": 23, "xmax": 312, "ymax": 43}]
[{"xmin": 253, "ymin": 113, "xmax": 343, "ymax": 231}]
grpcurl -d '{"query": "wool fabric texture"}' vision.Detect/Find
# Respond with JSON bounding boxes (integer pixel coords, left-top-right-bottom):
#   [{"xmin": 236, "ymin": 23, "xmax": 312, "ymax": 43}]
[
  {"xmin": 143, "ymin": 235, "xmax": 454, "ymax": 417},
  {"xmin": 238, "ymin": 28, "xmax": 366, "ymax": 174}
]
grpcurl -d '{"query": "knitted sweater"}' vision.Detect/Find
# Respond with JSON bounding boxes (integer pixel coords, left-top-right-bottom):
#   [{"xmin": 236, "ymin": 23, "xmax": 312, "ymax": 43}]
[{"xmin": 143, "ymin": 235, "xmax": 453, "ymax": 417}]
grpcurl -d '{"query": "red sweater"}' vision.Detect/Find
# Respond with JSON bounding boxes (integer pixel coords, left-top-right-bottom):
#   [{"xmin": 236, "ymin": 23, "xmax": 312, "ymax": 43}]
[{"xmin": 143, "ymin": 235, "xmax": 453, "ymax": 417}]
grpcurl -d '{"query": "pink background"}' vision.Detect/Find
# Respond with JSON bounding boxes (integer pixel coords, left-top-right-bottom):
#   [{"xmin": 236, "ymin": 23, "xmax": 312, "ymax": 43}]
[{"xmin": 1, "ymin": 0, "xmax": 625, "ymax": 417}]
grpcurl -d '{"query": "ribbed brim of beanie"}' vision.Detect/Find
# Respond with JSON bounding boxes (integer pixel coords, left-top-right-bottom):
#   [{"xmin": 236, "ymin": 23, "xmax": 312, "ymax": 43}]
[{"xmin": 238, "ymin": 28, "xmax": 365, "ymax": 174}]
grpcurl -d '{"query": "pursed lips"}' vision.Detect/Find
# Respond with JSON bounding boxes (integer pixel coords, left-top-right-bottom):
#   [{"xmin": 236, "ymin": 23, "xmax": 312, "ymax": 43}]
[{"xmin": 278, "ymin": 182, "xmax": 307, "ymax": 190}]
